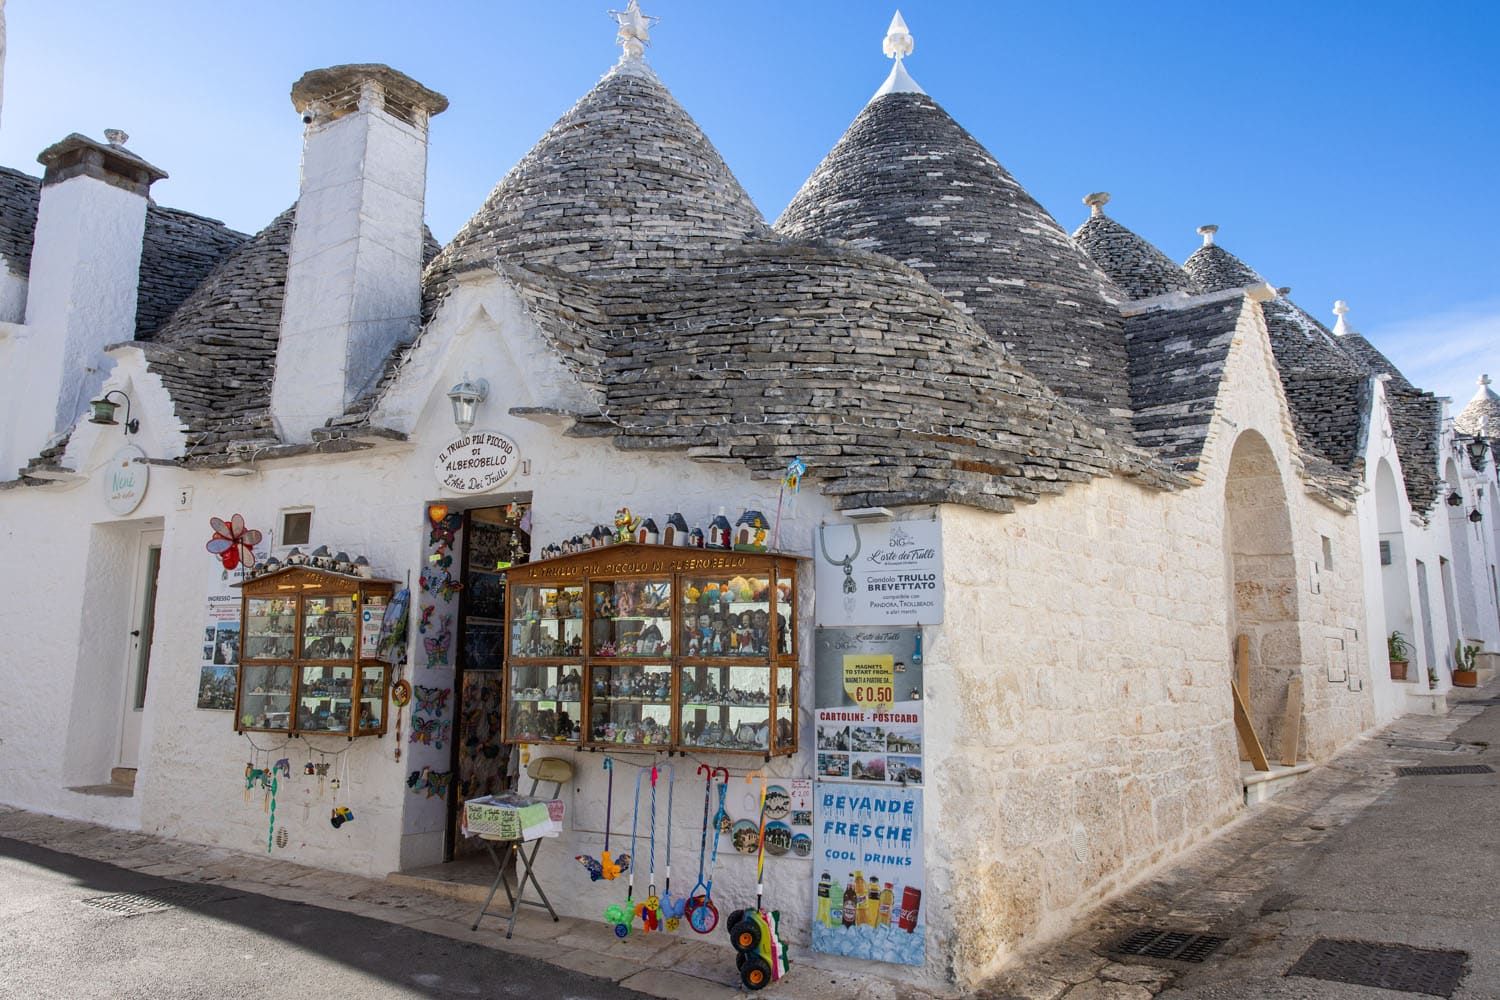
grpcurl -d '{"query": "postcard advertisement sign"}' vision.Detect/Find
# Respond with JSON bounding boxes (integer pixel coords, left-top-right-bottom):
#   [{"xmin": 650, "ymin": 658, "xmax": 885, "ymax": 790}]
[
  {"xmin": 813, "ymin": 520, "xmax": 943, "ymax": 627},
  {"xmin": 813, "ymin": 627, "xmax": 923, "ymax": 786}
]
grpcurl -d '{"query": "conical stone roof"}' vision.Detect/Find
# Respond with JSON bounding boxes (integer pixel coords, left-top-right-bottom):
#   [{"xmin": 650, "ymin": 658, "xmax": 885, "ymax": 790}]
[
  {"xmin": 775, "ymin": 91, "xmax": 1134, "ymax": 436},
  {"xmin": 1183, "ymin": 240, "xmax": 1263, "ymax": 293},
  {"xmin": 1456, "ymin": 375, "xmax": 1500, "ymax": 436},
  {"xmin": 424, "ymin": 59, "xmax": 769, "ymax": 314},
  {"xmin": 1072, "ymin": 204, "xmax": 1198, "ymax": 301}
]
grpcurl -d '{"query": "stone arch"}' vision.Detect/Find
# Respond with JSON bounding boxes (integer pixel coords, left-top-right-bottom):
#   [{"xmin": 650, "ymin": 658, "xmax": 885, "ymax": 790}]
[
  {"xmin": 1375, "ymin": 459, "xmax": 1417, "ymax": 672},
  {"xmin": 1223, "ymin": 430, "xmax": 1302, "ymax": 755}
]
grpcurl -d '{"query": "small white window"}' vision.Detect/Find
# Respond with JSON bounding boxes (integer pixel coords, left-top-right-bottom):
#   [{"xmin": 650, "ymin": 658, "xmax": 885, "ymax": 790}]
[
  {"xmin": 1379, "ymin": 540, "xmax": 1392, "ymax": 567},
  {"xmin": 282, "ymin": 508, "xmax": 312, "ymax": 547},
  {"xmin": 1321, "ymin": 535, "xmax": 1334, "ymax": 571}
]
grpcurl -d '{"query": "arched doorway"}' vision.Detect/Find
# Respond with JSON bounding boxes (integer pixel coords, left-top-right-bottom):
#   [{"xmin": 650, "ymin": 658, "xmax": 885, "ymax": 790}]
[
  {"xmin": 1375, "ymin": 459, "xmax": 1417, "ymax": 675},
  {"xmin": 1223, "ymin": 431, "xmax": 1302, "ymax": 757}
]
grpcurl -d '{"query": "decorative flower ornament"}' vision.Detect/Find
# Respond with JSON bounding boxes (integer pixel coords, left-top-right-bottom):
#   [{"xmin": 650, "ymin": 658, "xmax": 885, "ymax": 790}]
[{"xmin": 207, "ymin": 514, "xmax": 262, "ymax": 570}]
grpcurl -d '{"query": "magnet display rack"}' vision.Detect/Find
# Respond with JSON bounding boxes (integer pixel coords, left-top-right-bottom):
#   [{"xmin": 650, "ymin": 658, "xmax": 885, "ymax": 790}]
[
  {"xmin": 502, "ymin": 544, "xmax": 802, "ymax": 758},
  {"xmin": 234, "ymin": 566, "xmax": 395, "ymax": 738}
]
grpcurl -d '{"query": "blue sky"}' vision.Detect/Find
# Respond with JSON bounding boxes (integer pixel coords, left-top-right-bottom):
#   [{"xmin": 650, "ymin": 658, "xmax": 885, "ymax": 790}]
[{"xmin": 3, "ymin": 2, "xmax": 1495, "ymax": 409}]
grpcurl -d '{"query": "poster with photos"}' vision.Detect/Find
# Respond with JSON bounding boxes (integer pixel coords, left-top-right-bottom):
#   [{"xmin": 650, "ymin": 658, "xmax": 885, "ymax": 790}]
[
  {"xmin": 197, "ymin": 560, "xmax": 243, "ymax": 710},
  {"xmin": 813, "ymin": 627, "xmax": 924, "ymax": 786}
]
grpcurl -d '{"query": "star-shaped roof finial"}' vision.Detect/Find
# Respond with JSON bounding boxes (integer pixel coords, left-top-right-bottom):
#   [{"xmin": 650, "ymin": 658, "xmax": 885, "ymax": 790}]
[{"xmin": 609, "ymin": 0, "xmax": 659, "ymax": 62}]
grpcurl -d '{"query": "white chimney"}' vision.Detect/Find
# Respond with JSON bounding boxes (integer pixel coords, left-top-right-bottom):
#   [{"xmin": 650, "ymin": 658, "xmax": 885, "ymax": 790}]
[
  {"xmin": 270, "ymin": 64, "xmax": 448, "ymax": 443},
  {"xmin": 1, "ymin": 131, "xmax": 164, "ymax": 475}
]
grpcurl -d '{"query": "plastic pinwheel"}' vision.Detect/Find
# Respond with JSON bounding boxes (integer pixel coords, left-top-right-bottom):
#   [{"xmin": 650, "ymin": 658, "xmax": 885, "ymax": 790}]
[{"xmin": 206, "ymin": 514, "xmax": 262, "ymax": 571}]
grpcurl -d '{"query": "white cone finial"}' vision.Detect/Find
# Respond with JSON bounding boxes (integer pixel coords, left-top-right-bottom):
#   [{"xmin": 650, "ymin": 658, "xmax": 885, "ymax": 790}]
[
  {"xmin": 1197, "ymin": 224, "xmax": 1218, "ymax": 246},
  {"xmin": 872, "ymin": 10, "xmax": 925, "ymax": 99},
  {"xmin": 1332, "ymin": 300, "xmax": 1350, "ymax": 336},
  {"xmin": 1084, "ymin": 192, "xmax": 1110, "ymax": 217},
  {"xmin": 883, "ymin": 11, "xmax": 914, "ymax": 61},
  {"xmin": 610, "ymin": 0, "xmax": 658, "ymax": 62}
]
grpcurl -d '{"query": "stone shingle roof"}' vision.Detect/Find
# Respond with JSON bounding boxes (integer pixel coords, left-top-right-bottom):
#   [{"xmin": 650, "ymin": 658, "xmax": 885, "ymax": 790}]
[
  {"xmin": 1332, "ymin": 329, "xmax": 1442, "ymax": 513},
  {"xmin": 1455, "ymin": 376, "xmax": 1500, "ymax": 437},
  {"xmin": 140, "ymin": 208, "xmax": 296, "ymax": 459},
  {"xmin": 1073, "ymin": 211, "xmax": 1199, "ymax": 301},
  {"xmin": 1183, "ymin": 242, "xmax": 1263, "ymax": 293},
  {"xmin": 475, "ymin": 240, "xmax": 1176, "ymax": 512},
  {"xmin": 1122, "ymin": 298, "xmax": 1241, "ymax": 470},
  {"xmin": 136, "ymin": 206, "xmax": 248, "ymax": 338},
  {"xmin": 775, "ymin": 92, "xmax": 1135, "ymax": 438},
  {"xmin": 0, "ymin": 166, "xmax": 40, "ymax": 279},
  {"xmin": 421, "ymin": 59, "xmax": 769, "ymax": 324}
]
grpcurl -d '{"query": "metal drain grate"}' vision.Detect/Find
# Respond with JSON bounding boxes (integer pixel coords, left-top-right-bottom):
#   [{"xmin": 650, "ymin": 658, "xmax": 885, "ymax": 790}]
[
  {"xmin": 1112, "ymin": 928, "xmax": 1227, "ymax": 963},
  {"xmin": 1397, "ymin": 764, "xmax": 1494, "ymax": 777},
  {"xmin": 1287, "ymin": 938, "xmax": 1467, "ymax": 996},
  {"xmin": 79, "ymin": 884, "xmax": 231, "ymax": 916}
]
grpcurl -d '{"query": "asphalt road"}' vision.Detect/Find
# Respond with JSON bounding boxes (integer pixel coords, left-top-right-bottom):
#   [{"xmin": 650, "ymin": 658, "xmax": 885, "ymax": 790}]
[{"xmin": 0, "ymin": 836, "xmax": 652, "ymax": 1000}]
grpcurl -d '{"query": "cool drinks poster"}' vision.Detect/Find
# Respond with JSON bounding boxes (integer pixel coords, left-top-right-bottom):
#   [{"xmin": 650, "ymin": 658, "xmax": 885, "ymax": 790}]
[{"xmin": 811, "ymin": 785, "xmax": 925, "ymax": 966}]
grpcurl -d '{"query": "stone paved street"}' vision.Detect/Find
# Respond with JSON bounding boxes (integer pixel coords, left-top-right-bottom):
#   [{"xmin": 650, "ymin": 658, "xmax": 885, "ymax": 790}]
[
  {"xmin": 5, "ymin": 684, "xmax": 1498, "ymax": 999},
  {"xmin": 979, "ymin": 683, "xmax": 1500, "ymax": 999}
]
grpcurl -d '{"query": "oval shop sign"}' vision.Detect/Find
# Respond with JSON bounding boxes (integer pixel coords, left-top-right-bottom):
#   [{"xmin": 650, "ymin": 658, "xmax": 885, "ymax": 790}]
[{"xmin": 434, "ymin": 431, "xmax": 521, "ymax": 494}]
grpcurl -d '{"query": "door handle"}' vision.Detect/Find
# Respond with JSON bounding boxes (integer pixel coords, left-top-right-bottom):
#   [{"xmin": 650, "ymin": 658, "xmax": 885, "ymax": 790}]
[{"xmin": 130, "ymin": 630, "xmax": 141, "ymax": 637}]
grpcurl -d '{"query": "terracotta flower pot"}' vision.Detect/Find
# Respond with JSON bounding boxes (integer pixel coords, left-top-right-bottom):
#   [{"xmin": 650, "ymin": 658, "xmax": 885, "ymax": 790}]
[
  {"xmin": 1389, "ymin": 660, "xmax": 1409, "ymax": 681},
  {"xmin": 1453, "ymin": 669, "xmax": 1478, "ymax": 688}
]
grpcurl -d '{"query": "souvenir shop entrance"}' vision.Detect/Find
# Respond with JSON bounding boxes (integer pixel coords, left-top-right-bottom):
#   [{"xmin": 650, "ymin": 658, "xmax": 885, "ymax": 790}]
[{"xmin": 446, "ymin": 499, "xmax": 532, "ymax": 859}]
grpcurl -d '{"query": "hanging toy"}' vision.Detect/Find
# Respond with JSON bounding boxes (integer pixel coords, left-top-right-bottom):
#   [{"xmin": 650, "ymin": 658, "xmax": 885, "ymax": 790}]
[
  {"xmin": 686, "ymin": 765, "xmax": 729, "ymax": 933},
  {"xmin": 577, "ymin": 757, "xmax": 630, "ymax": 881},
  {"xmin": 266, "ymin": 773, "xmax": 279, "ymax": 853},
  {"xmin": 727, "ymin": 773, "xmax": 791, "ymax": 990},
  {"xmin": 605, "ymin": 766, "xmax": 647, "ymax": 938},
  {"xmin": 632, "ymin": 765, "xmax": 663, "ymax": 933},
  {"xmin": 658, "ymin": 763, "xmax": 686, "ymax": 930}
]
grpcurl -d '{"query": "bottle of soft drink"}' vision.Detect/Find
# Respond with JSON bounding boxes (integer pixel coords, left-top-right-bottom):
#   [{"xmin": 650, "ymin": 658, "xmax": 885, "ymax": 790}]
[
  {"xmin": 878, "ymin": 882, "xmax": 894, "ymax": 928},
  {"xmin": 899, "ymin": 886, "xmax": 922, "ymax": 933},
  {"xmin": 816, "ymin": 872, "xmax": 833, "ymax": 926},
  {"xmin": 866, "ymin": 879, "xmax": 881, "ymax": 927},
  {"xmin": 854, "ymin": 870, "xmax": 866, "ymax": 900},
  {"xmin": 842, "ymin": 874, "xmax": 857, "ymax": 928}
]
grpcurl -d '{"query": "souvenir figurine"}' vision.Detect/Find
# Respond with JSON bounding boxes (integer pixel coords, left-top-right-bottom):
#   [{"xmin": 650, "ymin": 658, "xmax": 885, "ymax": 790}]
[
  {"xmin": 707, "ymin": 509, "xmax": 733, "ymax": 550},
  {"xmin": 354, "ymin": 555, "xmax": 374, "ymax": 579},
  {"xmin": 334, "ymin": 551, "xmax": 353, "ymax": 574},
  {"xmin": 663, "ymin": 513, "xmax": 690, "ymax": 546},
  {"xmin": 688, "ymin": 526, "xmax": 706, "ymax": 549},
  {"xmin": 590, "ymin": 525, "xmax": 612, "ymax": 549},
  {"xmin": 285, "ymin": 547, "xmax": 306, "ymax": 566},
  {"xmin": 614, "ymin": 507, "xmax": 641, "ymax": 543},
  {"xmin": 733, "ymin": 510, "xmax": 770, "ymax": 552},
  {"xmin": 635, "ymin": 518, "xmax": 660, "ymax": 545},
  {"xmin": 310, "ymin": 544, "xmax": 333, "ymax": 569}
]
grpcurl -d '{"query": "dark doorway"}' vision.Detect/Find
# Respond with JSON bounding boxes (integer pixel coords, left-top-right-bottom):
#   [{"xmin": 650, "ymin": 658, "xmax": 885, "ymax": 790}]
[{"xmin": 446, "ymin": 502, "xmax": 531, "ymax": 859}]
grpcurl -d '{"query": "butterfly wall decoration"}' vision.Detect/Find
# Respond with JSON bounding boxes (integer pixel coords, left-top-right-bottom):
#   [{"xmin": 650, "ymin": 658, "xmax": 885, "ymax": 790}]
[
  {"xmin": 406, "ymin": 767, "xmax": 452, "ymax": 799},
  {"xmin": 409, "ymin": 716, "xmax": 452, "ymax": 749},
  {"xmin": 414, "ymin": 685, "xmax": 451, "ymax": 715}
]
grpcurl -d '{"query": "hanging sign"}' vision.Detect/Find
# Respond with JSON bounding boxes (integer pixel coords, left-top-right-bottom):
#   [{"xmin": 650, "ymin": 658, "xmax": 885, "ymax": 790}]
[
  {"xmin": 433, "ymin": 431, "xmax": 520, "ymax": 494},
  {"xmin": 814, "ymin": 628, "xmax": 924, "ymax": 786},
  {"xmin": 813, "ymin": 520, "xmax": 943, "ymax": 626},
  {"xmin": 103, "ymin": 444, "xmax": 149, "ymax": 515},
  {"xmin": 811, "ymin": 785, "xmax": 925, "ymax": 966}
]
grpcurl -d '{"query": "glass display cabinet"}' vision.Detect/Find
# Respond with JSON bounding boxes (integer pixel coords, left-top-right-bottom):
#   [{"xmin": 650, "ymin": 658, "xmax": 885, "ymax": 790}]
[
  {"xmin": 235, "ymin": 566, "xmax": 395, "ymax": 737},
  {"xmin": 502, "ymin": 545, "xmax": 801, "ymax": 757}
]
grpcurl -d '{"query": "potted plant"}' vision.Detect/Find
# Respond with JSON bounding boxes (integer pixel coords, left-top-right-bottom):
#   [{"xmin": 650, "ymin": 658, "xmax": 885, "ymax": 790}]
[
  {"xmin": 1453, "ymin": 641, "xmax": 1479, "ymax": 688},
  {"xmin": 1388, "ymin": 631, "xmax": 1411, "ymax": 681}
]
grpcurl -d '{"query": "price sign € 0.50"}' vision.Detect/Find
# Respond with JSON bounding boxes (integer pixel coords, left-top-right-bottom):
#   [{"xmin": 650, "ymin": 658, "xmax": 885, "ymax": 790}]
[{"xmin": 843, "ymin": 653, "xmax": 895, "ymax": 710}]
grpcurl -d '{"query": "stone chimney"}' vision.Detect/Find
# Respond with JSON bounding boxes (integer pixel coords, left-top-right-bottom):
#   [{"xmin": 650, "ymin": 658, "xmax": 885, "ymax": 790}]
[
  {"xmin": 270, "ymin": 64, "xmax": 448, "ymax": 442},
  {"xmin": 1, "ymin": 130, "xmax": 164, "ymax": 475}
]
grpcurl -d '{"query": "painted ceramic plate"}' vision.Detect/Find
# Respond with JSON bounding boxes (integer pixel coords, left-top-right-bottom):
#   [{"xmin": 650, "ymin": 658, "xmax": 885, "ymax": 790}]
[
  {"xmin": 763, "ymin": 821, "xmax": 793, "ymax": 856},
  {"xmin": 731, "ymin": 819, "xmax": 760, "ymax": 854},
  {"xmin": 763, "ymin": 784, "xmax": 791, "ymax": 820},
  {"xmin": 791, "ymin": 833, "xmax": 812, "ymax": 857}
]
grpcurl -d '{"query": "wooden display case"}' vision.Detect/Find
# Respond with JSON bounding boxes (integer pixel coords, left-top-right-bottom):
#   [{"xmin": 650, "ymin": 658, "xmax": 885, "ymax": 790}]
[
  {"xmin": 234, "ymin": 566, "xmax": 396, "ymax": 738},
  {"xmin": 503, "ymin": 544, "xmax": 801, "ymax": 757}
]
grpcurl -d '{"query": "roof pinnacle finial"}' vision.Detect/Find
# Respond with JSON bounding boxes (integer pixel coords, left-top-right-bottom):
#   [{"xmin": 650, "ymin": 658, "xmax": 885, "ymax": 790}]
[
  {"xmin": 883, "ymin": 11, "xmax": 914, "ymax": 62},
  {"xmin": 609, "ymin": 0, "xmax": 658, "ymax": 63},
  {"xmin": 1480, "ymin": 374, "xmax": 1492, "ymax": 390},
  {"xmin": 1332, "ymin": 299, "xmax": 1350, "ymax": 336},
  {"xmin": 1197, "ymin": 224, "xmax": 1218, "ymax": 246},
  {"xmin": 872, "ymin": 11, "xmax": 926, "ymax": 100},
  {"xmin": 1084, "ymin": 192, "xmax": 1110, "ymax": 218}
]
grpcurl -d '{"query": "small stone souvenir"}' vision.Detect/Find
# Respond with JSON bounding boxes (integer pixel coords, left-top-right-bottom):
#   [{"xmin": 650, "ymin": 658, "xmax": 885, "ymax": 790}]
[
  {"xmin": 285, "ymin": 547, "xmax": 306, "ymax": 565},
  {"xmin": 310, "ymin": 544, "xmax": 333, "ymax": 569},
  {"xmin": 733, "ymin": 510, "xmax": 770, "ymax": 552},
  {"xmin": 635, "ymin": 518, "xmax": 659, "ymax": 545},
  {"xmin": 708, "ymin": 509, "xmax": 733, "ymax": 550},
  {"xmin": 688, "ymin": 526, "xmax": 705, "ymax": 548},
  {"xmin": 353, "ymin": 555, "xmax": 374, "ymax": 579},
  {"xmin": 663, "ymin": 513, "xmax": 689, "ymax": 546},
  {"xmin": 334, "ymin": 551, "xmax": 353, "ymax": 574}
]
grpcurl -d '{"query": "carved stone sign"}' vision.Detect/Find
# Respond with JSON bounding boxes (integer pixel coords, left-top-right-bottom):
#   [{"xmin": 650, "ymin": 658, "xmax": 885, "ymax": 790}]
[{"xmin": 434, "ymin": 430, "xmax": 520, "ymax": 494}]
